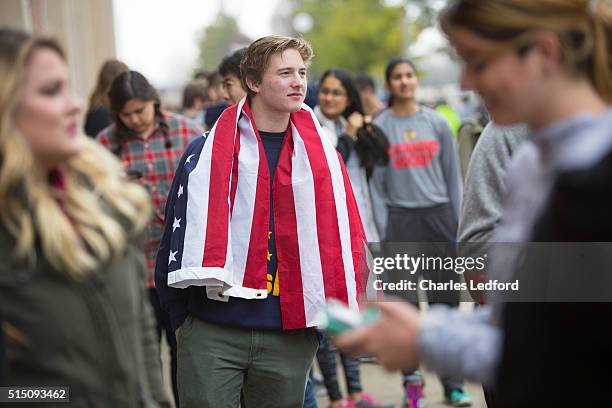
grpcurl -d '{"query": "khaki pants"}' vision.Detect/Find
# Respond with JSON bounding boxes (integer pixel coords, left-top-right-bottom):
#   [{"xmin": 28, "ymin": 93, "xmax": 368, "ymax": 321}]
[{"xmin": 177, "ymin": 315, "xmax": 319, "ymax": 408}]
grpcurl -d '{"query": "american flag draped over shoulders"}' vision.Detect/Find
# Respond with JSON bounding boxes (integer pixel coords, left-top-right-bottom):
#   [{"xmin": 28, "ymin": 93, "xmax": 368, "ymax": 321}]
[{"xmin": 163, "ymin": 98, "xmax": 369, "ymax": 329}]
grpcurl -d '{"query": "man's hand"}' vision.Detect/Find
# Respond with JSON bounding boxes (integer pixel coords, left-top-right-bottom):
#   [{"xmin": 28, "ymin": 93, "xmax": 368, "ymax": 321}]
[
  {"xmin": 333, "ymin": 302, "xmax": 421, "ymax": 372},
  {"xmin": 175, "ymin": 327, "xmax": 180, "ymax": 338}
]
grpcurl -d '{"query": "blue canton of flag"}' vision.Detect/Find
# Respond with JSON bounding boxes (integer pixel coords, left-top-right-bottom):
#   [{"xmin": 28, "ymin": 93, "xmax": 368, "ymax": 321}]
[{"xmin": 166, "ymin": 133, "xmax": 208, "ymax": 273}]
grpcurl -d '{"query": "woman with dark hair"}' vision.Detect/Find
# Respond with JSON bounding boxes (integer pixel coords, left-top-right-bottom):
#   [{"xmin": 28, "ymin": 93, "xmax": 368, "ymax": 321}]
[
  {"xmin": 373, "ymin": 58, "xmax": 463, "ymax": 236},
  {"xmin": 374, "ymin": 58, "xmax": 464, "ymax": 224},
  {"xmin": 314, "ymin": 69, "xmax": 390, "ymax": 408},
  {"xmin": 371, "ymin": 58, "xmax": 470, "ymax": 407},
  {"xmin": 84, "ymin": 59, "xmax": 128, "ymax": 137},
  {"xmin": 97, "ymin": 70, "xmax": 203, "ymax": 407},
  {"xmin": 315, "ymin": 68, "xmax": 389, "ymax": 243}
]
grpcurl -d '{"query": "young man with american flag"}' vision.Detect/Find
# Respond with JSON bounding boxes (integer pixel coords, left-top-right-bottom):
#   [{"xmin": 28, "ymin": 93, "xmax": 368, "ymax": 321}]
[{"xmin": 155, "ymin": 36, "xmax": 368, "ymax": 408}]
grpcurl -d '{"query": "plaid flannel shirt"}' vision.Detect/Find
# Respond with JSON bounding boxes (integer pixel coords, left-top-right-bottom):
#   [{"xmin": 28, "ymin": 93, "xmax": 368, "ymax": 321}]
[{"xmin": 97, "ymin": 111, "xmax": 203, "ymax": 286}]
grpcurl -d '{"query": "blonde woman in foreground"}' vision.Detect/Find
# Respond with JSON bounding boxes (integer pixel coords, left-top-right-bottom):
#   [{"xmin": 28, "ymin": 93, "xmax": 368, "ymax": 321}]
[{"xmin": 0, "ymin": 28, "xmax": 170, "ymax": 407}]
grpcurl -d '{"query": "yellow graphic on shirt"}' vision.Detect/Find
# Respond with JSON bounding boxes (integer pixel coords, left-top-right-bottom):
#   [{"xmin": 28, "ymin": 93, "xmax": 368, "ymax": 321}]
[
  {"xmin": 273, "ymin": 270, "xmax": 279, "ymax": 296},
  {"xmin": 266, "ymin": 231, "xmax": 280, "ymax": 296},
  {"xmin": 403, "ymin": 130, "xmax": 417, "ymax": 141},
  {"xmin": 267, "ymin": 271, "xmax": 280, "ymax": 296}
]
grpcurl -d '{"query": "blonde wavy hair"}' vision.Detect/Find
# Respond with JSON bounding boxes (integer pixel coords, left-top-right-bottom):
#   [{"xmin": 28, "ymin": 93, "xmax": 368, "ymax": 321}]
[
  {"xmin": 440, "ymin": 0, "xmax": 612, "ymax": 103},
  {"xmin": 0, "ymin": 28, "xmax": 150, "ymax": 278}
]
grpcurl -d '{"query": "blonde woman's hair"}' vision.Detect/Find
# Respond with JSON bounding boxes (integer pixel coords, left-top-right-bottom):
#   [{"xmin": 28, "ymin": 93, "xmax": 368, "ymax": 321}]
[
  {"xmin": 439, "ymin": 0, "xmax": 612, "ymax": 103},
  {"xmin": 0, "ymin": 28, "xmax": 150, "ymax": 278}
]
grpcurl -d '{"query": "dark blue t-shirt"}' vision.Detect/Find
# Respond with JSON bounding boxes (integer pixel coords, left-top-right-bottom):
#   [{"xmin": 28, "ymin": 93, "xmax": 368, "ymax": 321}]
[{"xmin": 187, "ymin": 130, "xmax": 285, "ymax": 330}]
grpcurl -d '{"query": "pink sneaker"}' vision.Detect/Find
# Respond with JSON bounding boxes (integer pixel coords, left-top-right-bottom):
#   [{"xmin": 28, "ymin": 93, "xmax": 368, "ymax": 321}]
[
  {"xmin": 329, "ymin": 400, "xmax": 354, "ymax": 408},
  {"xmin": 354, "ymin": 393, "xmax": 394, "ymax": 408}
]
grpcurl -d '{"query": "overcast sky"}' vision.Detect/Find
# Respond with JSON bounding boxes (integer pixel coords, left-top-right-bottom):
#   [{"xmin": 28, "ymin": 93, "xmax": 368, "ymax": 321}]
[
  {"xmin": 113, "ymin": 0, "xmax": 281, "ymax": 89},
  {"xmin": 113, "ymin": 0, "xmax": 447, "ymax": 90}
]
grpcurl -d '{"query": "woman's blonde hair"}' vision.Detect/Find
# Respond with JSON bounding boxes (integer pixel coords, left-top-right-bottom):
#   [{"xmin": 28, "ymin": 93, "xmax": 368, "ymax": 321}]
[
  {"xmin": 440, "ymin": 0, "xmax": 612, "ymax": 103},
  {"xmin": 0, "ymin": 28, "xmax": 150, "ymax": 278}
]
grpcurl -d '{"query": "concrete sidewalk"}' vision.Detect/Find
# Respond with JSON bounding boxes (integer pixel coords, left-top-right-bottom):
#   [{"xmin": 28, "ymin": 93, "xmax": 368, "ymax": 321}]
[
  {"xmin": 314, "ymin": 361, "xmax": 486, "ymax": 408},
  {"xmin": 314, "ymin": 302, "xmax": 487, "ymax": 408}
]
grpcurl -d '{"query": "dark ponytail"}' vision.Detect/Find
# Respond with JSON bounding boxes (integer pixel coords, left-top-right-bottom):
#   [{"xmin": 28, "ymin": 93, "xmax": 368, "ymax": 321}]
[
  {"xmin": 320, "ymin": 69, "xmax": 390, "ymax": 175},
  {"xmin": 354, "ymin": 123, "xmax": 390, "ymax": 179}
]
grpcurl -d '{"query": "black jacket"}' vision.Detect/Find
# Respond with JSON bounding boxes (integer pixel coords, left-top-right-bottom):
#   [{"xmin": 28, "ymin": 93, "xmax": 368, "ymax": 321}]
[{"xmin": 497, "ymin": 149, "xmax": 612, "ymax": 407}]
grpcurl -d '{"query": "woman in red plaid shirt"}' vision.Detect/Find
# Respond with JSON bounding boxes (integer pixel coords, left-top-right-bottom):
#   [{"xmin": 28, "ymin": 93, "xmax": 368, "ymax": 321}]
[{"xmin": 97, "ymin": 70, "xmax": 203, "ymax": 407}]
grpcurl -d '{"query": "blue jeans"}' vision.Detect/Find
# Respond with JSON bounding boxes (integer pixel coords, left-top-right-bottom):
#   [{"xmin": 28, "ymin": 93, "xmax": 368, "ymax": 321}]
[{"xmin": 303, "ymin": 371, "xmax": 318, "ymax": 408}]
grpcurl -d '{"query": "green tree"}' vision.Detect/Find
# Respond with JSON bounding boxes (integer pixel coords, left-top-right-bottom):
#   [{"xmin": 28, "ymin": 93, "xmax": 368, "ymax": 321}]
[
  {"xmin": 196, "ymin": 12, "xmax": 251, "ymax": 71},
  {"xmin": 296, "ymin": 0, "xmax": 404, "ymax": 77}
]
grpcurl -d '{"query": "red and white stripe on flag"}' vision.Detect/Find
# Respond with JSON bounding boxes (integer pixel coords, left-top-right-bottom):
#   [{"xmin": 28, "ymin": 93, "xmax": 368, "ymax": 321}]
[{"xmin": 168, "ymin": 98, "xmax": 367, "ymax": 329}]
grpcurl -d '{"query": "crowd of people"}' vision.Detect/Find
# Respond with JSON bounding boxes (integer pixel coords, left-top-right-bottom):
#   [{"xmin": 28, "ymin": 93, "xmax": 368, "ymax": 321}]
[{"xmin": 1, "ymin": 0, "xmax": 611, "ymax": 407}]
